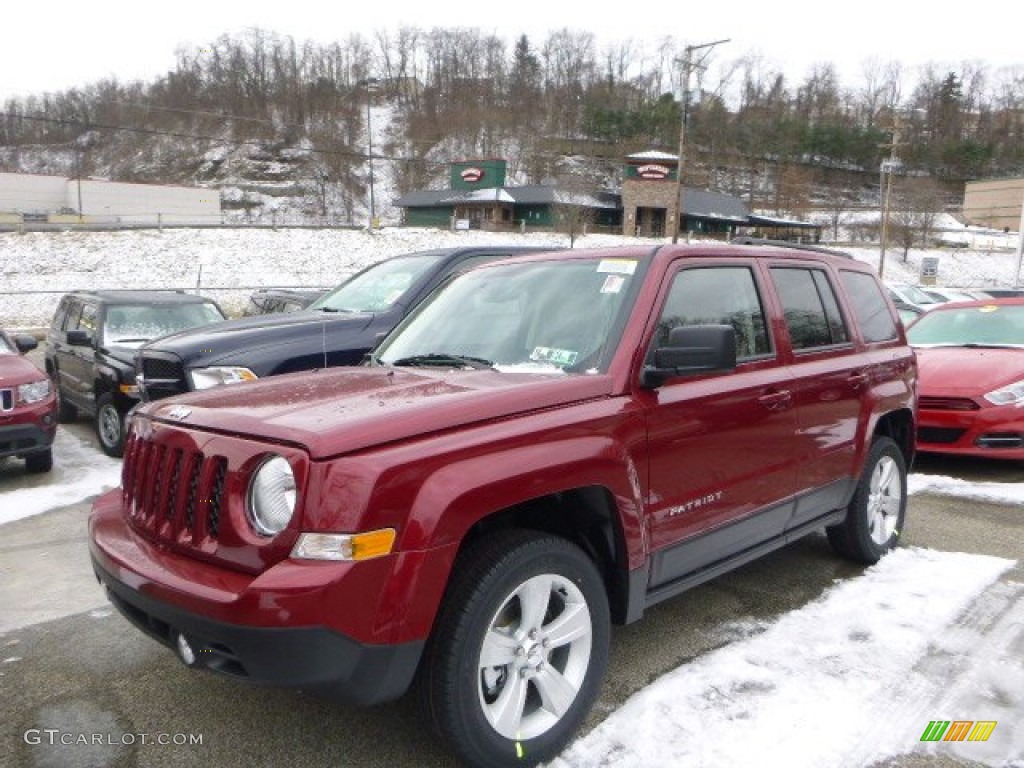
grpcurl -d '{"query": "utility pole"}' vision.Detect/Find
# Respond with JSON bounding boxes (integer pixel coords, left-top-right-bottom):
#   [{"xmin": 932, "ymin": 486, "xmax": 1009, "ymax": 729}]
[
  {"xmin": 1015, "ymin": 192, "xmax": 1024, "ymax": 288},
  {"xmin": 360, "ymin": 78, "xmax": 379, "ymax": 231},
  {"xmin": 672, "ymin": 38, "xmax": 729, "ymax": 244},
  {"xmin": 75, "ymin": 146, "xmax": 83, "ymax": 224},
  {"xmin": 878, "ymin": 117, "xmax": 903, "ymax": 279}
]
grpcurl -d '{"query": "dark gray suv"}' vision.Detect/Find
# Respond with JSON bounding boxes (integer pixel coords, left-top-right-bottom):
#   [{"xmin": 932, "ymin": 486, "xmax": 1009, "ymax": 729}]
[{"xmin": 45, "ymin": 290, "xmax": 225, "ymax": 457}]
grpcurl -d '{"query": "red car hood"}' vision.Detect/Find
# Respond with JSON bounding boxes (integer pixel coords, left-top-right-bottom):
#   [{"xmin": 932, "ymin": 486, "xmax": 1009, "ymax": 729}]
[
  {"xmin": 0, "ymin": 354, "xmax": 46, "ymax": 387},
  {"xmin": 140, "ymin": 366, "xmax": 613, "ymax": 459},
  {"xmin": 915, "ymin": 346, "xmax": 1024, "ymax": 397}
]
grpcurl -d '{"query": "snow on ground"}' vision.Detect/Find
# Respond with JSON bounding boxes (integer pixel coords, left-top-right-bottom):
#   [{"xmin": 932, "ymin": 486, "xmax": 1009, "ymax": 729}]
[
  {"xmin": 910, "ymin": 473, "xmax": 1024, "ymax": 506},
  {"xmin": 553, "ymin": 547, "xmax": 1021, "ymax": 768},
  {"xmin": 1, "ymin": 226, "xmax": 1022, "ymax": 328},
  {"xmin": 0, "ymin": 429, "xmax": 121, "ymax": 526}
]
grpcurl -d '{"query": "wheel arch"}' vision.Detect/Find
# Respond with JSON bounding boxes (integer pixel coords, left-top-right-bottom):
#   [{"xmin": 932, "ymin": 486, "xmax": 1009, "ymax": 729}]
[
  {"xmin": 455, "ymin": 485, "xmax": 636, "ymax": 625},
  {"xmin": 872, "ymin": 407, "xmax": 915, "ymax": 467}
]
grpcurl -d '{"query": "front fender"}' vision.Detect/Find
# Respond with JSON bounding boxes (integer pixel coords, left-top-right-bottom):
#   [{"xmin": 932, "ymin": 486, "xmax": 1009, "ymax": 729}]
[
  {"xmin": 404, "ymin": 435, "xmax": 643, "ymax": 550},
  {"xmin": 365, "ymin": 434, "xmax": 647, "ymax": 644}
]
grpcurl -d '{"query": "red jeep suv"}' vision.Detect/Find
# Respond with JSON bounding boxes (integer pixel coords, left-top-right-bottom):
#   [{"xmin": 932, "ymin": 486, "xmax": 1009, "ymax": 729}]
[
  {"xmin": 0, "ymin": 329, "xmax": 57, "ymax": 473},
  {"xmin": 89, "ymin": 242, "xmax": 916, "ymax": 768}
]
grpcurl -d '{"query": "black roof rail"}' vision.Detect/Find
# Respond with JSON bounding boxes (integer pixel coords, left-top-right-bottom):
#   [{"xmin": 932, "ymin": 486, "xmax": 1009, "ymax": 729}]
[{"xmin": 730, "ymin": 236, "xmax": 854, "ymax": 259}]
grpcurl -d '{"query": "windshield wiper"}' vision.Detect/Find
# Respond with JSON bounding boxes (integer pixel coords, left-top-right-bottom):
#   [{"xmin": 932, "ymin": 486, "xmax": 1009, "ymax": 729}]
[{"xmin": 390, "ymin": 353, "xmax": 494, "ymax": 370}]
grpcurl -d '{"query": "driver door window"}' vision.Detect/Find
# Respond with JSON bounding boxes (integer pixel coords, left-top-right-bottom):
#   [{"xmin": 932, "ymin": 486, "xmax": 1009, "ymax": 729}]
[{"xmin": 652, "ymin": 265, "xmax": 772, "ymax": 362}]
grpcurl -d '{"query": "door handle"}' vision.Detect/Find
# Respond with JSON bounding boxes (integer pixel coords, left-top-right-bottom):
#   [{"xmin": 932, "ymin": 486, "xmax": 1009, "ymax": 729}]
[
  {"xmin": 758, "ymin": 390, "xmax": 792, "ymax": 411},
  {"xmin": 847, "ymin": 371, "xmax": 869, "ymax": 389}
]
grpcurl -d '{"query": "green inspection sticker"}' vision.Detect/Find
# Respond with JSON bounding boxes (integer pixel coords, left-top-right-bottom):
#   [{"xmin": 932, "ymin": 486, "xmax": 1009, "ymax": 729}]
[{"xmin": 530, "ymin": 346, "xmax": 579, "ymax": 366}]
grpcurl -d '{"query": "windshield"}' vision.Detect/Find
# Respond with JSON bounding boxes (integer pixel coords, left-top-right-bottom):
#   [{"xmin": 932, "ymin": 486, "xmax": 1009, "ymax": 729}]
[
  {"xmin": 906, "ymin": 303, "xmax": 1024, "ymax": 348},
  {"xmin": 102, "ymin": 302, "xmax": 225, "ymax": 346},
  {"xmin": 376, "ymin": 257, "xmax": 639, "ymax": 374},
  {"xmin": 308, "ymin": 252, "xmax": 447, "ymax": 313}
]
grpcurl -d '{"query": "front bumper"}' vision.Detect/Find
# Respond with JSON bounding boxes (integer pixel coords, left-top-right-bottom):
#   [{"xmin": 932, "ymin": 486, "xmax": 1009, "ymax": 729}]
[
  {"xmin": 0, "ymin": 398, "xmax": 57, "ymax": 459},
  {"xmin": 916, "ymin": 403, "xmax": 1024, "ymax": 460},
  {"xmin": 89, "ymin": 490, "xmax": 424, "ymax": 705}
]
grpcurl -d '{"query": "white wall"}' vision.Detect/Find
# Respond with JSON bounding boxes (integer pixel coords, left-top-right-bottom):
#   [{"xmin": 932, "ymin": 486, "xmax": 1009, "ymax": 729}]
[
  {"xmin": 0, "ymin": 172, "xmax": 221, "ymax": 224},
  {"xmin": 0, "ymin": 172, "xmax": 67, "ymax": 213},
  {"xmin": 68, "ymin": 179, "xmax": 221, "ymax": 224}
]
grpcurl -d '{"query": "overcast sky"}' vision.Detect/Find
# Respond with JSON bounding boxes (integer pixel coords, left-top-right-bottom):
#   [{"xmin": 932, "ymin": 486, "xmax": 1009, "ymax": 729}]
[{"xmin": 2, "ymin": 0, "xmax": 1019, "ymax": 101}]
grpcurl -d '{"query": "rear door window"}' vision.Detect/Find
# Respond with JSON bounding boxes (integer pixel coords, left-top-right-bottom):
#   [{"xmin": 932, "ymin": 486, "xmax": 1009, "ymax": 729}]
[{"xmin": 770, "ymin": 267, "xmax": 850, "ymax": 351}]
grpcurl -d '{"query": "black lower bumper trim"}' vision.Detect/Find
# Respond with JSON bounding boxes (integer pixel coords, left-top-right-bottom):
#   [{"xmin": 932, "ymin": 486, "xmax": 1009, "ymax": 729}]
[
  {"xmin": 93, "ymin": 557, "xmax": 424, "ymax": 706},
  {"xmin": 0, "ymin": 423, "xmax": 55, "ymax": 459}
]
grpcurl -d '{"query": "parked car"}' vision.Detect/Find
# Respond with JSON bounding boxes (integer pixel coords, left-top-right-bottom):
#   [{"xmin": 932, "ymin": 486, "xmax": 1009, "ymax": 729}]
[
  {"xmin": 0, "ymin": 329, "xmax": 57, "ymax": 473},
  {"xmin": 886, "ymin": 281, "xmax": 945, "ymax": 311},
  {"xmin": 90, "ymin": 241, "xmax": 916, "ymax": 768},
  {"xmin": 892, "ymin": 299, "xmax": 927, "ymax": 327},
  {"xmin": 134, "ymin": 246, "xmax": 561, "ymax": 402},
  {"xmin": 242, "ymin": 286, "xmax": 331, "ymax": 316},
  {"xmin": 45, "ymin": 290, "xmax": 227, "ymax": 458},
  {"xmin": 921, "ymin": 286, "xmax": 985, "ymax": 304},
  {"xmin": 976, "ymin": 288, "xmax": 1024, "ymax": 299},
  {"xmin": 906, "ymin": 297, "xmax": 1024, "ymax": 460}
]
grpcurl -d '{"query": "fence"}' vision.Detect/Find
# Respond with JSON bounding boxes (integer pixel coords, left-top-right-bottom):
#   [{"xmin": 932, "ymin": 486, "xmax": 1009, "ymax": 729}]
[{"xmin": 0, "ymin": 285, "xmax": 331, "ymax": 332}]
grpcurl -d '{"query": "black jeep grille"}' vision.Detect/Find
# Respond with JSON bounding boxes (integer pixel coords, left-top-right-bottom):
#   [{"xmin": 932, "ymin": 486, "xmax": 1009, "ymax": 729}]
[{"xmin": 122, "ymin": 431, "xmax": 227, "ymax": 548}]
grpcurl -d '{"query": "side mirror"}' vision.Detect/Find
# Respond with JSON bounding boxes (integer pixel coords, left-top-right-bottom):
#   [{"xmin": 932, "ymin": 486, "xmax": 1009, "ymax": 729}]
[
  {"xmin": 13, "ymin": 334, "xmax": 38, "ymax": 354},
  {"xmin": 641, "ymin": 325, "xmax": 736, "ymax": 388},
  {"xmin": 66, "ymin": 329, "xmax": 94, "ymax": 347}
]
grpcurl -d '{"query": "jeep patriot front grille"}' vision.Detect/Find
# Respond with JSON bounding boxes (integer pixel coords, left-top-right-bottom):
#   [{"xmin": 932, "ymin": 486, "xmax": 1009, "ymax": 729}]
[{"xmin": 122, "ymin": 432, "xmax": 227, "ymax": 549}]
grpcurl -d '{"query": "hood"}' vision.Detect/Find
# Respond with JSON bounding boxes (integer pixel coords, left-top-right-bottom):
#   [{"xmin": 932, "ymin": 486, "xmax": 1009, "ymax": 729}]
[
  {"xmin": 101, "ymin": 344, "xmax": 139, "ymax": 367},
  {"xmin": 141, "ymin": 310, "xmax": 375, "ymax": 363},
  {"xmin": 140, "ymin": 367, "xmax": 613, "ymax": 459},
  {"xmin": 0, "ymin": 353, "xmax": 48, "ymax": 387},
  {"xmin": 915, "ymin": 346, "xmax": 1024, "ymax": 397}
]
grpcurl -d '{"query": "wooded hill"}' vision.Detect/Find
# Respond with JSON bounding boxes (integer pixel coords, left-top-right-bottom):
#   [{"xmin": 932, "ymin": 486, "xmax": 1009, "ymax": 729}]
[{"xmin": 1, "ymin": 27, "xmax": 1022, "ymax": 223}]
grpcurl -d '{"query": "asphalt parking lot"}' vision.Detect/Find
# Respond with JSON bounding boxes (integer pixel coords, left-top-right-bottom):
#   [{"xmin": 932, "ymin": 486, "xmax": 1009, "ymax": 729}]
[{"xmin": 1, "ymin": 346, "xmax": 1021, "ymax": 768}]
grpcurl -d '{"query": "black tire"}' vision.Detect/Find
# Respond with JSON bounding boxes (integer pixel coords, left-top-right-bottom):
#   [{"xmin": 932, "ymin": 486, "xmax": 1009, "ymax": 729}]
[
  {"xmin": 416, "ymin": 530, "xmax": 610, "ymax": 768},
  {"xmin": 25, "ymin": 448, "xmax": 53, "ymax": 474},
  {"xmin": 827, "ymin": 436, "xmax": 907, "ymax": 564},
  {"xmin": 95, "ymin": 393, "xmax": 126, "ymax": 458}
]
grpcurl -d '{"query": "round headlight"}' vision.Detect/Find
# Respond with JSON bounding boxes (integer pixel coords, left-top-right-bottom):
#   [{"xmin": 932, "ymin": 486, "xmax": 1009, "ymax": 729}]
[{"xmin": 247, "ymin": 455, "xmax": 297, "ymax": 536}]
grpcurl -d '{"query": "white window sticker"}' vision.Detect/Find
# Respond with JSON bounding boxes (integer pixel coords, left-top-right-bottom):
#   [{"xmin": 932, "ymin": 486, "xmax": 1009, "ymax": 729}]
[{"xmin": 597, "ymin": 259, "xmax": 637, "ymax": 276}]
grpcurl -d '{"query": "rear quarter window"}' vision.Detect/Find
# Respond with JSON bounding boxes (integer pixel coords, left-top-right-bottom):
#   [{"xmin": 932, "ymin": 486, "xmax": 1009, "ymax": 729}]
[{"xmin": 839, "ymin": 270, "xmax": 899, "ymax": 343}]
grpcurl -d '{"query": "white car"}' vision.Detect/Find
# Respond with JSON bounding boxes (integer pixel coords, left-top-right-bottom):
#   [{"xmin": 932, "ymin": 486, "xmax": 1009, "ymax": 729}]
[
  {"xmin": 886, "ymin": 282, "xmax": 945, "ymax": 311},
  {"xmin": 921, "ymin": 286, "xmax": 984, "ymax": 304}
]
